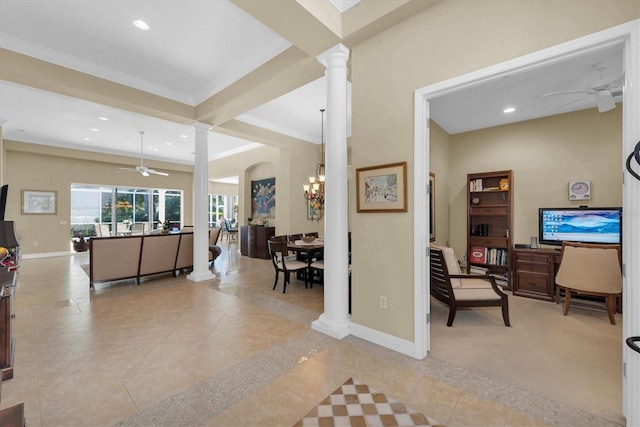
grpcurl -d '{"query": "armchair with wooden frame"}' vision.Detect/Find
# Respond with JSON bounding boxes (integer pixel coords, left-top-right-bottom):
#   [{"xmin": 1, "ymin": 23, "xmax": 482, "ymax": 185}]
[
  {"xmin": 430, "ymin": 245, "xmax": 510, "ymax": 327},
  {"xmin": 555, "ymin": 241, "xmax": 622, "ymax": 325}
]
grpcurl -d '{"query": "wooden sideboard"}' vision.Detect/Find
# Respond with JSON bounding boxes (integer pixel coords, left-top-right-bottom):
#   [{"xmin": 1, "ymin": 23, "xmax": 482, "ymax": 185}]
[
  {"xmin": 0, "ymin": 270, "xmax": 16, "ymax": 381},
  {"xmin": 240, "ymin": 225, "xmax": 275, "ymax": 259}
]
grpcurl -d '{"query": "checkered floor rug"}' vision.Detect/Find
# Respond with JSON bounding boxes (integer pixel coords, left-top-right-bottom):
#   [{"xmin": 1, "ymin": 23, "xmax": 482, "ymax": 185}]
[{"xmin": 294, "ymin": 378, "xmax": 441, "ymax": 427}]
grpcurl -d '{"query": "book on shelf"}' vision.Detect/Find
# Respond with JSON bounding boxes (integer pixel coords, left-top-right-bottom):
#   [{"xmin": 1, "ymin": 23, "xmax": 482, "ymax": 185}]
[
  {"xmin": 469, "ymin": 265, "xmax": 489, "ymax": 275},
  {"xmin": 469, "ymin": 246, "xmax": 487, "ymax": 264},
  {"xmin": 470, "ymin": 178, "xmax": 483, "ymax": 191}
]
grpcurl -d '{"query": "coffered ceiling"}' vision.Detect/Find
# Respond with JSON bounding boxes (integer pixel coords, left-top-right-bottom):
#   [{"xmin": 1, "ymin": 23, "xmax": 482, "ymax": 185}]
[{"xmin": 0, "ymin": 0, "xmax": 624, "ymax": 175}]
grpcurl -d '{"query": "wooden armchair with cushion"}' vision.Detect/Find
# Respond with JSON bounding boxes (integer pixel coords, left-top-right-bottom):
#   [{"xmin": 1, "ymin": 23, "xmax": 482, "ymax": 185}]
[
  {"xmin": 430, "ymin": 245, "xmax": 510, "ymax": 327},
  {"xmin": 555, "ymin": 241, "xmax": 622, "ymax": 324}
]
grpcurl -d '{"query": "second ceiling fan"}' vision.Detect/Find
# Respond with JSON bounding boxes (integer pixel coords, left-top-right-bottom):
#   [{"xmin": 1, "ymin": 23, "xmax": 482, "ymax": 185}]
[{"xmin": 118, "ymin": 131, "xmax": 169, "ymax": 177}]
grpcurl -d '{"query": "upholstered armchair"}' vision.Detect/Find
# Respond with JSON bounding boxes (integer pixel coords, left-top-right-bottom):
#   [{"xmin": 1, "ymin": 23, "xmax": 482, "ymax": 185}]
[{"xmin": 555, "ymin": 242, "xmax": 622, "ymax": 324}]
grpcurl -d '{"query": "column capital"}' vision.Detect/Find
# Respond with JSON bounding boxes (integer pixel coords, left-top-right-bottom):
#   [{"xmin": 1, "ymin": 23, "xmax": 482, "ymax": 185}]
[
  {"xmin": 191, "ymin": 122, "xmax": 211, "ymax": 133},
  {"xmin": 317, "ymin": 44, "xmax": 350, "ymax": 68}
]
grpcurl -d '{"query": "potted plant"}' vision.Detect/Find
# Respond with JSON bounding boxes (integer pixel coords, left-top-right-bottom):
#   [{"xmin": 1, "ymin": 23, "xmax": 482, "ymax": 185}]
[{"xmin": 72, "ymin": 232, "xmax": 89, "ymax": 252}]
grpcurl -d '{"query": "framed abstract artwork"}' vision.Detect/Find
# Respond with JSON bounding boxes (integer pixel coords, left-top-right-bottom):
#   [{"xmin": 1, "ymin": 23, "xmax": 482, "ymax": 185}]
[{"xmin": 251, "ymin": 177, "xmax": 276, "ymax": 218}]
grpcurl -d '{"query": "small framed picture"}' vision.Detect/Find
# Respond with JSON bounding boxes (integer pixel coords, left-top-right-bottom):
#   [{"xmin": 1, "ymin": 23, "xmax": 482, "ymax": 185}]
[
  {"xmin": 22, "ymin": 190, "xmax": 57, "ymax": 214},
  {"xmin": 356, "ymin": 162, "xmax": 408, "ymax": 213}
]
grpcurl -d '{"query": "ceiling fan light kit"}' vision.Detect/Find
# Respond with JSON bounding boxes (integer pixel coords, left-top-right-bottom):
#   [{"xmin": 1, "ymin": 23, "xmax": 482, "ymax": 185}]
[{"xmin": 118, "ymin": 131, "xmax": 169, "ymax": 177}]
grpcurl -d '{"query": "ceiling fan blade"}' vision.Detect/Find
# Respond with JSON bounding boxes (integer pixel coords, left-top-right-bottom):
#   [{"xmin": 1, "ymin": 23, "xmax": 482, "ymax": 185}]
[
  {"xmin": 147, "ymin": 169, "xmax": 169, "ymax": 176},
  {"xmin": 541, "ymin": 89, "xmax": 595, "ymax": 97},
  {"xmin": 118, "ymin": 167, "xmax": 138, "ymax": 172}
]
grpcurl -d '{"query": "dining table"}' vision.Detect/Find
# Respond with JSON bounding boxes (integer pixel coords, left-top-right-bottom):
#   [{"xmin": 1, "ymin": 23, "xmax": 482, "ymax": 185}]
[{"xmin": 287, "ymin": 239, "xmax": 324, "ymax": 285}]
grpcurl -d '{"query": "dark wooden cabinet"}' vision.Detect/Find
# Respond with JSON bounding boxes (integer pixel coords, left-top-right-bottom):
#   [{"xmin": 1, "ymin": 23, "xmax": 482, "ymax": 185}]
[
  {"xmin": 240, "ymin": 226, "xmax": 275, "ymax": 259},
  {"xmin": 0, "ymin": 270, "xmax": 16, "ymax": 381},
  {"xmin": 467, "ymin": 170, "xmax": 513, "ymax": 289},
  {"xmin": 513, "ymin": 248, "xmax": 561, "ymax": 301}
]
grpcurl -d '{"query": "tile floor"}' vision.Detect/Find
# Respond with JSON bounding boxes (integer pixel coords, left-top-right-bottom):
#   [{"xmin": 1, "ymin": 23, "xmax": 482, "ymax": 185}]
[{"xmin": 0, "ymin": 244, "xmax": 625, "ymax": 426}]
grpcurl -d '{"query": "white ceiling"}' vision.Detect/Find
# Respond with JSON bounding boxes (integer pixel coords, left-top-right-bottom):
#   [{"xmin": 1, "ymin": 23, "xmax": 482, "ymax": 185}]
[{"xmin": 0, "ymin": 0, "xmax": 625, "ymax": 176}]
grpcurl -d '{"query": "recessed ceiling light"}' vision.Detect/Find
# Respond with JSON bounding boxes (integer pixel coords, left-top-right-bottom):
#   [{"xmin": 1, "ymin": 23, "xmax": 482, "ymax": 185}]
[
  {"xmin": 166, "ymin": 142, "xmax": 173, "ymax": 146},
  {"xmin": 181, "ymin": 135, "xmax": 188, "ymax": 138},
  {"xmin": 503, "ymin": 107, "xmax": 516, "ymax": 113},
  {"xmin": 132, "ymin": 19, "xmax": 149, "ymax": 30},
  {"xmin": 152, "ymin": 148, "xmax": 159, "ymax": 152},
  {"xmin": 84, "ymin": 137, "xmax": 90, "ymax": 141},
  {"xmin": 90, "ymin": 128, "xmax": 99, "ymax": 132},
  {"xmin": 98, "ymin": 116, "xmax": 109, "ymax": 121}
]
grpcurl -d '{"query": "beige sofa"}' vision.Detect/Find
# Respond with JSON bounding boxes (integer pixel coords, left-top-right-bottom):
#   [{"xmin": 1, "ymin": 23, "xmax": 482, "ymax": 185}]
[{"xmin": 89, "ymin": 231, "xmax": 194, "ymax": 289}]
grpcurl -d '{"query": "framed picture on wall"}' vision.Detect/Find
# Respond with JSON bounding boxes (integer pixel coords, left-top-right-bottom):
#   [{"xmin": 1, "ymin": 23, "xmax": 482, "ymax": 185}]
[
  {"xmin": 356, "ymin": 162, "xmax": 408, "ymax": 213},
  {"xmin": 251, "ymin": 177, "xmax": 276, "ymax": 218},
  {"xmin": 22, "ymin": 190, "xmax": 57, "ymax": 214}
]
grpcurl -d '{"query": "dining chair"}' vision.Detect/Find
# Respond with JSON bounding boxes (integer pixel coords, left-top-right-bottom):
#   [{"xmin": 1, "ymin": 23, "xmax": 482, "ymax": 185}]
[
  {"xmin": 268, "ymin": 240, "xmax": 308, "ymax": 293},
  {"xmin": 555, "ymin": 241, "xmax": 622, "ymax": 324},
  {"xmin": 309, "ymin": 260, "xmax": 324, "ymax": 288},
  {"xmin": 94, "ymin": 223, "xmax": 111, "ymax": 237},
  {"xmin": 130, "ymin": 223, "xmax": 146, "ymax": 235}
]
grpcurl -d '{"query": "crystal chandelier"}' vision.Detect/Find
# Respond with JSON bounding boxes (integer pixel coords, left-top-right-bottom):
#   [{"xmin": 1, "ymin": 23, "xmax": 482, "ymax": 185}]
[{"xmin": 303, "ymin": 109, "xmax": 326, "ymax": 221}]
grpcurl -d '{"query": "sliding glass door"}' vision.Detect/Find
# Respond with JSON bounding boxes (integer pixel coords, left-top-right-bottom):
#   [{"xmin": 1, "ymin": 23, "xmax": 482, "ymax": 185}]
[{"xmin": 70, "ymin": 184, "xmax": 182, "ymax": 237}]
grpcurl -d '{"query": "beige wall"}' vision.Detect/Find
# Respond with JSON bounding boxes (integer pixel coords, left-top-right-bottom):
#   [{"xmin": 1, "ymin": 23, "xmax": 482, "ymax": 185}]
[
  {"xmin": 208, "ymin": 140, "xmax": 323, "ymax": 236},
  {"xmin": 447, "ymin": 107, "xmax": 622, "ymax": 258},
  {"xmin": 350, "ymin": 0, "xmax": 637, "ymax": 341},
  {"xmin": 3, "ymin": 141, "xmax": 194, "ymax": 254},
  {"xmin": 208, "ymin": 182, "xmax": 238, "ymax": 196}
]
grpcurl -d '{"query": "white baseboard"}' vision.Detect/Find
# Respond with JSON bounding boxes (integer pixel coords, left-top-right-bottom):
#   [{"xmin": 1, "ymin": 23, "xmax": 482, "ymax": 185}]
[
  {"xmin": 350, "ymin": 322, "xmax": 418, "ymax": 359},
  {"xmin": 21, "ymin": 251, "xmax": 75, "ymax": 259}
]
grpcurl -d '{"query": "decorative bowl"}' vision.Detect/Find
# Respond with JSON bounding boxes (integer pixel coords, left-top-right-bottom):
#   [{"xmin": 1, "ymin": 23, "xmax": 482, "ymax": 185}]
[{"xmin": 302, "ymin": 236, "xmax": 316, "ymax": 243}]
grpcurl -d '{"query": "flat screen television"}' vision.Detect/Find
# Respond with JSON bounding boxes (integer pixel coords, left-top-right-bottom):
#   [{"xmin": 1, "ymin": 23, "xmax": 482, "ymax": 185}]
[{"xmin": 539, "ymin": 207, "xmax": 622, "ymax": 246}]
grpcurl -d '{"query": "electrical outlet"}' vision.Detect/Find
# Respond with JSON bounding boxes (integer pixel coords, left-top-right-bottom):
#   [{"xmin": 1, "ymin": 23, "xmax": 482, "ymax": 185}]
[
  {"xmin": 33, "ymin": 241, "xmax": 38, "ymax": 247},
  {"xmin": 380, "ymin": 296, "xmax": 388, "ymax": 309}
]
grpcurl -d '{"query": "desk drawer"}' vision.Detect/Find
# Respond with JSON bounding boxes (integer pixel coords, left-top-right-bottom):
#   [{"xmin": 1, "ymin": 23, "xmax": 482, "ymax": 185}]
[
  {"xmin": 515, "ymin": 272, "xmax": 553, "ymax": 301},
  {"xmin": 516, "ymin": 260, "xmax": 549, "ymax": 274}
]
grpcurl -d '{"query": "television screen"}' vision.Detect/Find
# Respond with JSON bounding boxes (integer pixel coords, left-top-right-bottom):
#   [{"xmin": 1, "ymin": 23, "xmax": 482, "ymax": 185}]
[{"xmin": 539, "ymin": 207, "xmax": 622, "ymax": 246}]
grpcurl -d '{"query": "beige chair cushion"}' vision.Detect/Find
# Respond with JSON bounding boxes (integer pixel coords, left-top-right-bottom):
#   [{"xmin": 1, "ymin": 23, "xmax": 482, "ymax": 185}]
[
  {"xmin": 431, "ymin": 244, "xmax": 462, "ymax": 288},
  {"xmin": 276, "ymin": 260, "xmax": 308, "ymax": 271},
  {"xmin": 453, "ymin": 287, "xmax": 502, "ymax": 301}
]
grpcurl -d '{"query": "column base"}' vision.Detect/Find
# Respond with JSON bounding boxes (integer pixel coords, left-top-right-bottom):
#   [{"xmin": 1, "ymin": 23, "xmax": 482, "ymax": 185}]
[
  {"xmin": 187, "ymin": 270, "xmax": 215, "ymax": 282},
  {"xmin": 312, "ymin": 313, "xmax": 350, "ymax": 339}
]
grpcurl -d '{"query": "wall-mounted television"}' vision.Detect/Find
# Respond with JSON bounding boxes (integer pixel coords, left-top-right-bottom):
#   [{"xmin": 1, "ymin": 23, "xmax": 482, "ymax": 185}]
[{"xmin": 539, "ymin": 207, "xmax": 622, "ymax": 246}]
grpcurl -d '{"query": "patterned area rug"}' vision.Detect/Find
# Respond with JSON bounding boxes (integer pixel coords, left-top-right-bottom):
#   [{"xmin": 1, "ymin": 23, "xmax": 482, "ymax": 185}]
[{"xmin": 294, "ymin": 378, "xmax": 441, "ymax": 427}]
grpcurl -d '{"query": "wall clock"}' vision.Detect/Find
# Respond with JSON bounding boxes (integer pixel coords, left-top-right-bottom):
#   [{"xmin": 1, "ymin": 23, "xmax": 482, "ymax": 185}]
[{"xmin": 569, "ymin": 180, "xmax": 591, "ymax": 200}]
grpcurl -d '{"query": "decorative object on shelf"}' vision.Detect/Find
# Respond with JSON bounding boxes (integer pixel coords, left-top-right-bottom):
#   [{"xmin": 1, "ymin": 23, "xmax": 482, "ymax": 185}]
[
  {"xmin": 429, "ymin": 172, "xmax": 435, "ymax": 241},
  {"xmin": 499, "ymin": 178, "xmax": 509, "ymax": 190},
  {"xmin": 304, "ymin": 109, "xmax": 326, "ymax": 221},
  {"xmin": 251, "ymin": 177, "xmax": 276, "ymax": 218},
  {"xmin": 21, "ymin": 189, "xmax": 57, "ymax": 214},
  {"xmin": 569, "ymin": 180, "xmax": 591, "ymax": 200},
  {"xmin": 356, "ymin": 161, "xmax": 408, "ymax": 213},
  {"xmin": 302, "ymin": 235, "xmax": 316, "ymax": 243}
]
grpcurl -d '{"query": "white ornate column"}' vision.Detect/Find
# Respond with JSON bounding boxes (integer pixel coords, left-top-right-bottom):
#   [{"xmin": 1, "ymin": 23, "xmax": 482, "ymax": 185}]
[
  {"xmin": 312, "ymin": 44, "xmax": 351, "ymax": 339},
  {"xmin": 187, "ymin": 122, "xmax": 215, "ymax": 282}
]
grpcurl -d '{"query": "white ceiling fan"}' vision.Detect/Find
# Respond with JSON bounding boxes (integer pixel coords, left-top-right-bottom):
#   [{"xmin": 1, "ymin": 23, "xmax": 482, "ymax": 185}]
[
  {"xmin": 118, "ymin": 131, "xmax": 169, "ymax": 177},
  {"xmin": 542, "ymin": 63, "xmax": 623, "ymax": 113}
]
